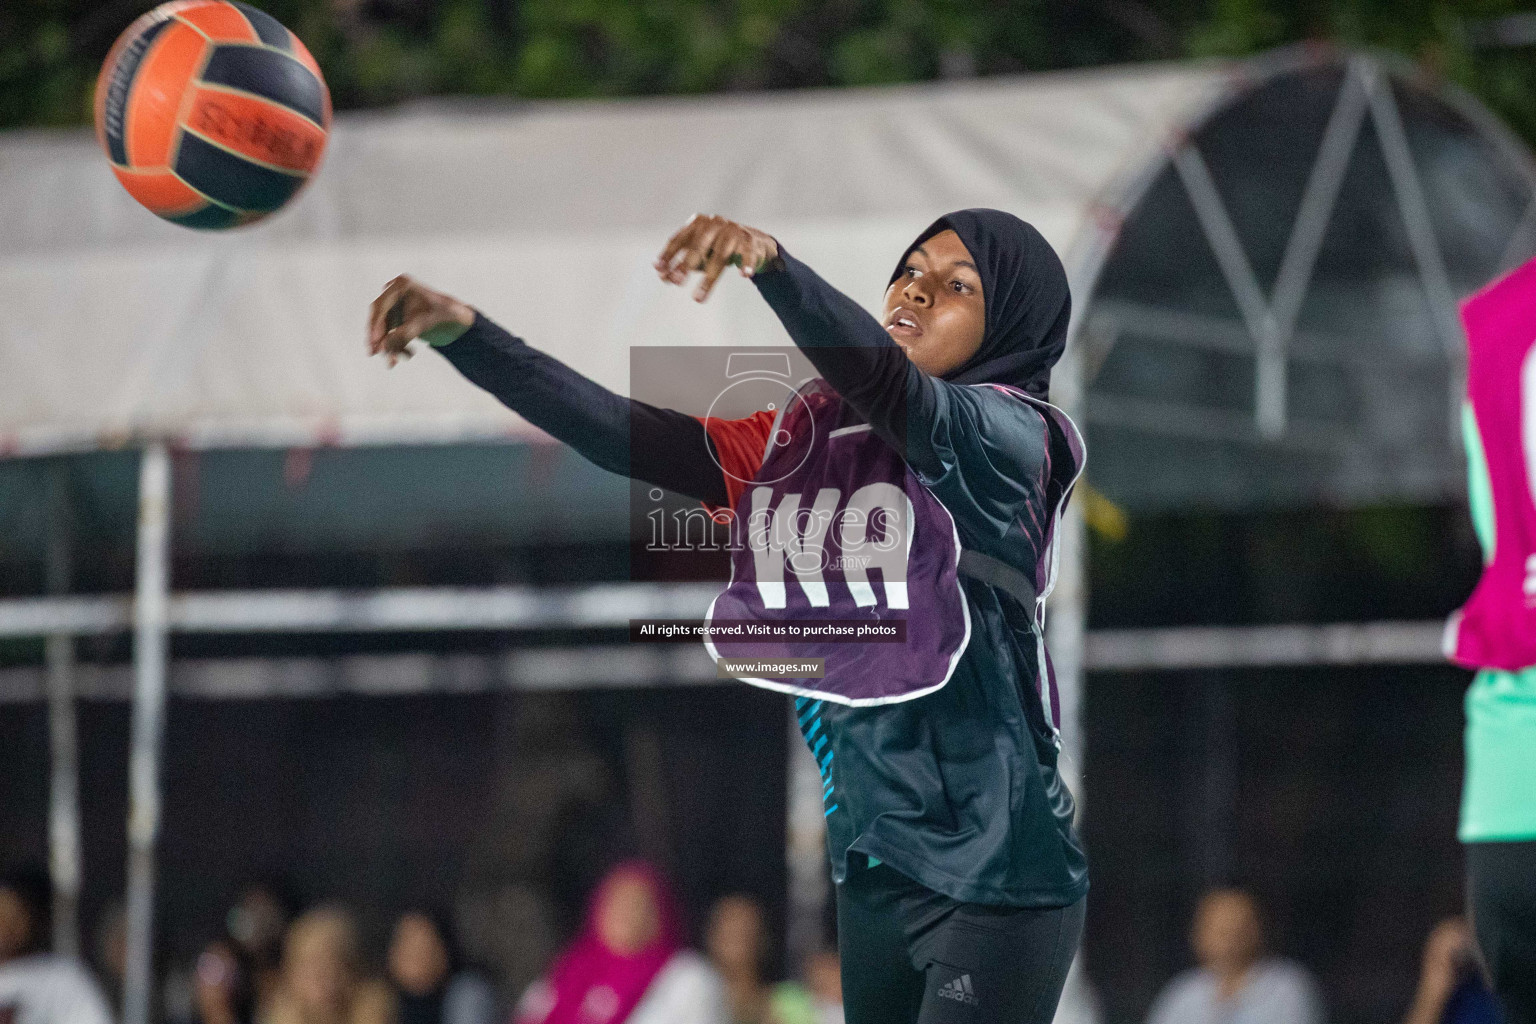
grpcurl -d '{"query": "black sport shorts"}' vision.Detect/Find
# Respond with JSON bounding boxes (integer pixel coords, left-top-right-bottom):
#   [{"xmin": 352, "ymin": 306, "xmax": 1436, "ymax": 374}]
[{"xmin": 836, "ymin": 857, "xmax": 1085, "ymax": 1024}]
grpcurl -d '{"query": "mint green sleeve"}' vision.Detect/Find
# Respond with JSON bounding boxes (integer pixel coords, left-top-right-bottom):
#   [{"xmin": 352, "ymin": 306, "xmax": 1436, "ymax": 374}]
[
  {"xmin": 422, "ymin": 319, "xmax": 471, "ymax": 348},
  {"xmin": 1463, "ymin": 402, "xmax": 1496, "ymax": 565}
]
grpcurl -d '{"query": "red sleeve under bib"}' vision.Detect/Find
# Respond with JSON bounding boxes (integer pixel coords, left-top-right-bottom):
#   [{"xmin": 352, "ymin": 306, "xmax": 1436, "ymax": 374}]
[{"xmin": 696, "ymin": 409, "xmax": 778, "ymax": 517}]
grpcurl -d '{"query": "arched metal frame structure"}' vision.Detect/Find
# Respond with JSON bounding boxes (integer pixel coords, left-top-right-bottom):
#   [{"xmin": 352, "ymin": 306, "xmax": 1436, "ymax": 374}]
[
  {"xmin": 1043, "ymin": 46, "xmax": 1536, "ymax": 785},
  {"xmin": 1066, "ymin": 45, "xmax": 1536, "ymax": 387}
]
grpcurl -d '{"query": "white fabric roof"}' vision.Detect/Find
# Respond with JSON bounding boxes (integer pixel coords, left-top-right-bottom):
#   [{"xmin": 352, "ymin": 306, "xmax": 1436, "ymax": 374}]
[{"xmin": 0, "ymin": 60, "xmax": 1232, "ymax": 454}]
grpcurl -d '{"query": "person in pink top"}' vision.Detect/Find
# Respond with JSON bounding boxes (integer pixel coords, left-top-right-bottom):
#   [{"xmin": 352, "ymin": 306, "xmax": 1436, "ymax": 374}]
[
  {"xmin": 513, "ymin": 862, "xmax": 725, "ymax": 1024},
  {"xmin": 1446, "ymin": 256, "xmax": 1536, "ymax": 1024}
]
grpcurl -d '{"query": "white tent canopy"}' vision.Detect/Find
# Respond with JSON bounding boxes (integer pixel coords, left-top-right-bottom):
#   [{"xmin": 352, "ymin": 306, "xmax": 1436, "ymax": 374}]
[
  {"xmin": 0, "ymin": 58, "xmax": 1230, "ymax": 453},
  {"xmin": 4, "ymin": 46, "xmax": 1531, "ymax": 485}
]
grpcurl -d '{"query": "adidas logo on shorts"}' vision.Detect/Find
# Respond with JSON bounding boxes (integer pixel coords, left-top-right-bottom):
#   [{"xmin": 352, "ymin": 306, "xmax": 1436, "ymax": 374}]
[{"xmin": 937, "ymin": 973, "xmax": 980, "ymax": 1007}]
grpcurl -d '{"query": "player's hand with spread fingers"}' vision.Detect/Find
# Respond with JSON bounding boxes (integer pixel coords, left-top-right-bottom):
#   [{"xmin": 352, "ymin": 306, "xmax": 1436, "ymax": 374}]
[
  {"xmin": 654, "ymin": 214, "xmax": 780, "ymax": 302},
  {"xmin": 366, "ymin": 275, "xmax": 476, "ymax": 368}
]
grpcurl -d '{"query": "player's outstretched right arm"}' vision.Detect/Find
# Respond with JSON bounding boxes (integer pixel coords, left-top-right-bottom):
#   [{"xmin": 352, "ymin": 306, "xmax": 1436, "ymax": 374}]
[{"xmin": 365, "ymin": 275, "xmax": 730, "ymax": 507}]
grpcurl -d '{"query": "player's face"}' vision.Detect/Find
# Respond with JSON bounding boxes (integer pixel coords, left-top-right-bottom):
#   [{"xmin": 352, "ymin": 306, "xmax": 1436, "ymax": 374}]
[{"xmin": 882, "ymin": 229, "xmax": 986, "ymax": 377}]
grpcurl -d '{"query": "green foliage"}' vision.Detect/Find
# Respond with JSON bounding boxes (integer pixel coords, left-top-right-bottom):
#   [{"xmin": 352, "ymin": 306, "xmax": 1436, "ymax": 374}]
[
  {"xmin": 1177, "ymin": 0, "xmax": 1536, "ymax": 145},
  {"xmin": 1186, "ymin": 0, "xmax": 1288, "ymax": 55},
  {"xmin": 4, "ymin": 0, "xmax": 1536, "ymax": 156}
]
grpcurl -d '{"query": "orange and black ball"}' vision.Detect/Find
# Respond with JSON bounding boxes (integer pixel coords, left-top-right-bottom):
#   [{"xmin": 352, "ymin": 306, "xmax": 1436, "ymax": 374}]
[{"xmin": 94, "ymin": 1, "xmax": 331, "ymax": 229}]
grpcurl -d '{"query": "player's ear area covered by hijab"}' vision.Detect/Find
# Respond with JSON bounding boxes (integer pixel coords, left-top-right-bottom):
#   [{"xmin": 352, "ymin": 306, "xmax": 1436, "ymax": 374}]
[{"xmin": 889, "ymin": 208, "xmax": 1072, "ymax": 398}]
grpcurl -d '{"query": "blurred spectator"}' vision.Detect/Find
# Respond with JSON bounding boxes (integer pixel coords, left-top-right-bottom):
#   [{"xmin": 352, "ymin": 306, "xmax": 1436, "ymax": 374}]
[
  {"xmin": 268, "ymin": 905, "xmax": 395, "ymax": 1024},
  {"xmin": 1145, "ymin": 888, "xmax": 1323, "ymax": 1024},
  {"xmin": 705, "ymin": 896, "xmax": 772, "ymax": 1024},
  {"xmin": 802, "ymin": 950, "xmax": 842, "ymax": 1024},
  {"xmin": 0, "ymin": 864, "xmax": 114, "ymax": 1024},
  {"xmin": 759, "ymin": 948, "xmax": 843, "ymax": 1024},
  {"xmin": 226, "ymin": 883, "xmax": 293, "ymax": 1019},
  {"xmin": 512, "ymin": 861, "xmax": 725, "ymax": 1024},
  {"xmin": 704, "ymin": 895, "xmax": 840, "ymax": 1024},
  {"xmin": 386, "ymin": 911, "xmax": 497, "ymax": 1024},
  {"xmin": 1401, "ymin": 919, "xmax": 1502, "ymax": 1024},
  {"xmin": 172, "ymin": 938, "xmax": 256, "ymax": 1024}
]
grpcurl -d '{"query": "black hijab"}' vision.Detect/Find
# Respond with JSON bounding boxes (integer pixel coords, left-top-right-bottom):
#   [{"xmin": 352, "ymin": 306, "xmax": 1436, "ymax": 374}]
[{"xmin": 887, "ymin": 208, "xmax": 1071, "ymax": 399}]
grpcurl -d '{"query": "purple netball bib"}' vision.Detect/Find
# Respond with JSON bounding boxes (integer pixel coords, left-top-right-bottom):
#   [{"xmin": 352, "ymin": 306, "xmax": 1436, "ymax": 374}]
[{"xmin": 704, "ymin": 379, "xmax": 971, "ymax": 705}]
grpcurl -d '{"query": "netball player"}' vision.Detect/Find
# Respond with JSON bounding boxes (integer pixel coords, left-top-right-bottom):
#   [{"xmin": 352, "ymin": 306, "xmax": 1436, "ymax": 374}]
[
  {"xmin": 367, "ymin": 209, "xmax": 1088, "ymax": 1024},
  {"xmin": 1446, "ymin": 259, "xmax": 1536, "ymax": 1024}
]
